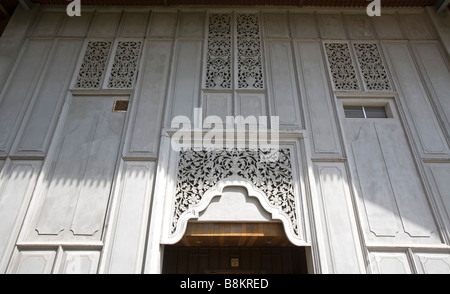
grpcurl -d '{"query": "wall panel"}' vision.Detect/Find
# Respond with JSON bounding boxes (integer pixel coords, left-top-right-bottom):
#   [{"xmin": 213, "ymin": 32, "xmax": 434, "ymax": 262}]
[
  {"xmin": 370, "ymin": 251, "xmax": 413, "ymax": 274},
  {"xmin": 382, "ymin": 41, "xmax": 449, "ymax": 158},
  {"xmin": 167, "ymin": 40, "xmax": 203, "ymax": 124},
  {"xmin": 147, "ymin": 11, "xmax": 178, "ymax": 39},
  {"xmin": 341, "ymin": 101, "xmax": 441, "ymax": 244},
  {"xmin": 104, "ymin": 162, "xmax": 155, "ymax": 274},
  {"xmin": 0, "ymin": 6, "xmax": 39, "ymax": 92},
  {"xmin": 0, "ymin": 161, "xmax": 41, "ymax": 272},
  {"xmin": 0, "ymin": 39, "xmax": 52, "ymax": 156},
  {"xmin": 314, "ymin": 162, "xmax": 364, "ymax": 274},
  {"xmin": 87, "ymin": 12, "xmax": 122, "ymax": 38},
  {"xmin": 290, "ymin": 13, "xmax": 318, "ymax": 39},
  {"xmin": 345, "ymin": 14, "xmax": 376, "ymax": 40},
  {"xmin": 11, "ymin": 39, "xmax": 83, "ymax": 157},
  {"xmin": 7, "ymin": 249, "xmax": 56, "ymax": 274},
  {"xmin": 31, "ymin": 12, "xmax": 64, "ymax": 37},
  {"xmin": 58, "ymin": 12, "xmax": 93, "ymax": 37},
  {"xmin": 236, "ymin": 93, "xmax": 267, "ymax": 121},
  {"xmin": 124, "ymin": 40, "xmax": 173, "ymax": 158},
  {"xmin": 117, "ymin": 11, "xmax": 150, "ymax": 38},
  {"xmin": 371, "ymin": 14, "xmax": 404, "ymax": 39},
  {"xmin": 413, "ymin": 251, "xmax": 450, "ymax": 274},
  {"xmin": 400, "ymin": 13, "xmax": 436, "ymax": 40},
  {"xmin": 56, "ymin": 250, "xmax": 101, "ymax": 274},
  {"xmin": 425, "ymin": 163, "xmax": 450, "ymax": 240},
  {"xmin": 294, "ymin": 41, "xmax": 342, "ymax": 157},
  {"xmin": 317, "ymin": 14, "xmax": 346, "ymax": 39},
  {"xmin": 26, "ymin": 96, "xmax": 125, "ymax": 242},
  {"xmin": 177, "ymin": 11, "xmax": 205, "ymax": 39},
  {"xmin": 266, "ymin": 41, "xmax": 301, "ymax": 128},
  {"xmin": 411, "ymin": 41, "xmax": 450, "ymax": 137},
  {"xmin": 202, "ymin": 93, "xmax": 233, "ymax": 122},
  {"xmin": 263, "ymin": 12, "xmax": 290, "ymax": 38}
]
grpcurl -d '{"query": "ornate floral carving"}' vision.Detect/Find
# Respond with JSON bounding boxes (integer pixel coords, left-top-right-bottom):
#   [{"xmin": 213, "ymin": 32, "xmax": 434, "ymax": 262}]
[
  {"xmin": 353, "ymin": 43, "xmax": 392, "ymax": 91},
  {"xmin": 324, "ymin": 43, "xmax": 360, "ymax": 91},
  {"xmin": 236, "ymin": 14, "xmax": 264, "ymax": 89},
  {"xmin": 172, "ymin": 148, "xmax": 298, "ymax": 237},
  {"xmin": 107, "ymin": 41, "xmax": 142, "ymax": 89},
  {"xmin": 205, "ymin": 13, "xmax": 232, "ymax": 89},
  {"xmin": 75, "ymin": 41, "xmax": 112, "ymax": 89}
]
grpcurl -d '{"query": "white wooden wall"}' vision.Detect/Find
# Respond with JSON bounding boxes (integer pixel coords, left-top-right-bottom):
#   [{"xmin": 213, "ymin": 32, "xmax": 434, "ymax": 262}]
[{"xmin": 0, "ymin": 5, "xmax": 449, "ymax": 274}]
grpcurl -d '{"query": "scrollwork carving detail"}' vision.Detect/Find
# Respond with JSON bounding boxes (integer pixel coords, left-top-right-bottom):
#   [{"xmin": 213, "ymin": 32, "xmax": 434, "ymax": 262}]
[{"xmin": 172, "ymin": 148, "xmax": 298, "ymax": 238}]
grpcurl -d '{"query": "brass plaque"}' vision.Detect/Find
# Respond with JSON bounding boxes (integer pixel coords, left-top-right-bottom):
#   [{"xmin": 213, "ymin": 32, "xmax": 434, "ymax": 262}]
[
  {"xmin": 231, "ymin": 258, "xmax": 239, "ymax": 268},
  {"xmin": 113, "ymin": 99, "xmax": 129, "ymax": 112}
]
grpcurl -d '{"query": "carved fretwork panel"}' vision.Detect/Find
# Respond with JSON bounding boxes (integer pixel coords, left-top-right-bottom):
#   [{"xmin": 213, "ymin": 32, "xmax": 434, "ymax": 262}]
[
  {"xmin": 107, "ymin": 41, "xmax": 142, "ymax": 89},
  {"xmin": 324, "ymin": 42, "xmax": 360, "ymax": 91},
  {"xmin": 205, "ymin": 13, "xmax": 232, "ymax": 89},
  {"xmin": 353, "ymin": 43, "xmax": 392, "ymax": 91},
  {"xmin": 75, "ymin": 41, "xmax": 112, "ymax": 89},
  {"xmin": 236, "ymin": 14, "xmax": 264, "ymax": 89},
  {"xmin": 172, "ymin": 148, "xmax": 299, "ymax": 240}
]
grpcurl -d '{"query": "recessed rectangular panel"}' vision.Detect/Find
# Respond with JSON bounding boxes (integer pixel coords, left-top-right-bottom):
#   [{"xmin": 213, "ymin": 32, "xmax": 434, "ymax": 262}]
[{"xmin": 33, "ymin": 96, "xmax": 126, "ymax": 241}]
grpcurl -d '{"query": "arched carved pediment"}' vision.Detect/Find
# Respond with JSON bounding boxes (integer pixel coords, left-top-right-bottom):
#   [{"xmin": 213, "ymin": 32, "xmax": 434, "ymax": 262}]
[{"xmin": 169, "ymin": 148, "xmax": 303, "ymax": 245}]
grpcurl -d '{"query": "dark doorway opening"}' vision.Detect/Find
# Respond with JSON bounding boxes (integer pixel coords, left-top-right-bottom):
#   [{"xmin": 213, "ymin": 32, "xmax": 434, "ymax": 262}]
[{"xmin": 162, "ymin": 246, "xmax": 309, "ymax": 274}]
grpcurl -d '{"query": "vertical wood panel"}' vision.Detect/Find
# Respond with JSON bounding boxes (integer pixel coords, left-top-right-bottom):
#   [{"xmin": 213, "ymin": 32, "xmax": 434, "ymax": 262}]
[
  {"xmin": 371, "ymin": 14, "xmax": 404, "ymax": 39},
  {"xmin": 167, "ymin": 40, "xmax": 203, "ymax": 123},
  {"xmin": 382, "ymin": 41, "xmax": 449, "ymax": 157},
  {"xmin": 87, "ymin": 12, "xmax": 121, "ymax": 38},
  {"xmin": 295, "ymin": 41, "xmax": 341, "ymax": 157},
  {"xmin": 58, "ymin": 12, "xmax": 93, "ymax": 37},
  {"xmin": 56, "ymin": 250, "xmax": 100, "ymax": 274},
  {"xmin": 105, "ymin": 162, "xmax": 155, "ymax": 274},
  {"xmin": 0, "ymin": 161, "xmax": 41, "ymax": 272},
  {"xmin": 12, "ymin": 39, "xmax": 83, "ymax": 157},
  {"xmin": 31, "ymin": 12, "xmax": 64, "ymax": 37},
  {"xmin": 426, "ymin": 164, "xmax": 450, "ymax": 240},
  {"xmin": 7, "ymin": 249, "xmax": 56, "ymax": 274},
  {"xmin": 317, "ymin": 14, "xmax": 346, "ymax": 39},
  {"xmin": 125, "ymin": 40, "xmax": 173, "ymax": 158},
  {"xmin": 413, "ymin": 252, "xmax": 450, "ymax": 274},
  {"xmin": 33, "ymin": 96, "xmax": 125, "ymax": 241},
  {"xmin": 370, "ymin": 251, "xmax": 413, "ymax": 274},
  {"xmin": 290, "ymin": 13, "xmax": 318, "ymax": 39},
  {"xmin": 342, "ymin": 100, "xmax": 441, "ymax": 244},
  {"xmin": 266, "ymin": 41, "xmax": 301, "ymax": 127},
  {"xmin": 147, "ymin": 11, "xmax": 178, "ymax": 39},
  {"xmin": 315, "ymin": 162, "xmax": 364, "ymax": 273},
  {"xmin": 263, "ymin": 12, "xmax": 290, "ymax": 38},
  {"xmin": 117, "ymin": 11, "xmax": 150, "ymax": 38},
  {"xmin": 0, "ymin": 39, "xmax": 52, "ymax": 155},
  {"xmin": 411, "ymin": 41, "xmax": 450, "ymax": 137}
]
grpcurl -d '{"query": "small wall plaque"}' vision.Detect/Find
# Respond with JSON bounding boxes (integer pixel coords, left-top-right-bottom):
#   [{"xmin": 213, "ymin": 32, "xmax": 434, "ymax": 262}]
[
  {"xmin": 113, "ymin": 99, "xmax": 129, "ymax": 112},
  {"xmin": 231, "ymin": 258, "xmax": 239, "ymax": 268}
]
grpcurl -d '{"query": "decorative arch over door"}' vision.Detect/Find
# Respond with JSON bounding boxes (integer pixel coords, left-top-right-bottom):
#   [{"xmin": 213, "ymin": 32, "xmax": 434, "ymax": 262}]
[{"xmin": 162, "ymin": 148, "xmax": 306, "ymax": 246}]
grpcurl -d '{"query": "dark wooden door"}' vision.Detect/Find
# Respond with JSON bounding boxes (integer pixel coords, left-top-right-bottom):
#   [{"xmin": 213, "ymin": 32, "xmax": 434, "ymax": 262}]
[{"xmin": 162, "ymin": 246, "xmax": 309, "ymax": 274}]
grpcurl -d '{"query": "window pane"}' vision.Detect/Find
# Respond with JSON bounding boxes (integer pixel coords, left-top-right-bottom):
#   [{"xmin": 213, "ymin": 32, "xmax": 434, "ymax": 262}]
[
  {"xmin": 365, "ymin": 106, "xmax": 388, "ymax": 118},
  {"xmin": 344, "ymin": 106, "xmax": 365, "ymax": 118}
]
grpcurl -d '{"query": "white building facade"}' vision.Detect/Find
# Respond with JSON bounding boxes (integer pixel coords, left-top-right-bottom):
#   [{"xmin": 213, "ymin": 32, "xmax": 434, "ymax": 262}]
[{"xmin": 0, "ymin": 2, "xmax": 449, "ymax": 274}]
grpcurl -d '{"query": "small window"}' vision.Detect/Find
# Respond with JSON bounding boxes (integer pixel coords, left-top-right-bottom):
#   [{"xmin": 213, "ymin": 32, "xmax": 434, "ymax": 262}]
[{"xmin": 344, "ymin": 105, "xmax": 388, "ymax": 119}]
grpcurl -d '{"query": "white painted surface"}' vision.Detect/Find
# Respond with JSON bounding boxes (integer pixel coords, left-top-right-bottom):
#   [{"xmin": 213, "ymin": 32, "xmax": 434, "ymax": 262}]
[{"xmin": 0, "ymin": 6, "xmax": 448, "ymax": 274}]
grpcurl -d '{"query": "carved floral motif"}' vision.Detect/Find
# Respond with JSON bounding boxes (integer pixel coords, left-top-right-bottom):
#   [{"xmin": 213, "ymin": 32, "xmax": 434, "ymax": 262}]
[
  {"xmin": 205, "ymin": 13, "xmax": 232, "ymax": 89},
  {"xmin": 236, "ymin": 14, "xmax": 264, "ymax": 89},
  {"xmin": 75, "ymin": 41, "xmax": 112, "ymax": 89},
  {"xmin": 172, "ymin": 148, "xmax": 298, "ymax": 237},
  {"xmin": 107, "ymin": 41, "xmax": 142, "ymax": 89},
  {"xmin": 324, "ymin": 43, "xmax": 360, "ymax": 91},
  {"xmin": 354, "ymin": 43, "xmax": 392, "ymax": 91}
]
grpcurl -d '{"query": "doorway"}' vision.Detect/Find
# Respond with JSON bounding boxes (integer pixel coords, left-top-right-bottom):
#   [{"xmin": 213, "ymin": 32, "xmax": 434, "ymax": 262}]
[{"xmin": 162, "ymin": 222, "xmax": 309, "ymax": 274}]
